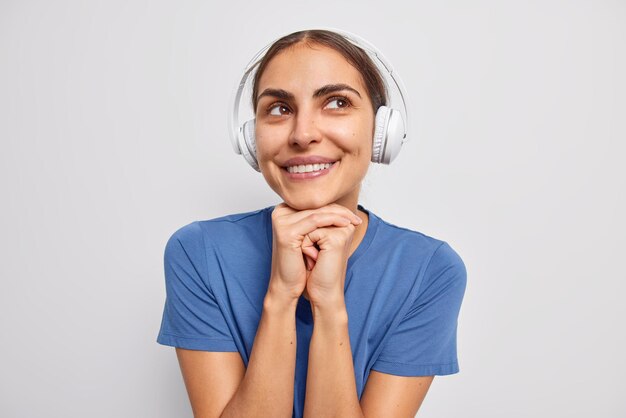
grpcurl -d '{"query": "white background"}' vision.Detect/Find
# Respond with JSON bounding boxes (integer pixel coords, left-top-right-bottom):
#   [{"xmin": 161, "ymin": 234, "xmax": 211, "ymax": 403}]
[{"xmin": 1, "ymin": 0, "xmax": 624, "ymax": 417}]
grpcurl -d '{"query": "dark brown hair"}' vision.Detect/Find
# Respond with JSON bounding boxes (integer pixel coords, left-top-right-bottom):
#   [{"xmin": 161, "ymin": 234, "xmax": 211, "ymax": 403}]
[{"xmin": 251, "ymin": 30, "xmax": 388, "ymax": 113}]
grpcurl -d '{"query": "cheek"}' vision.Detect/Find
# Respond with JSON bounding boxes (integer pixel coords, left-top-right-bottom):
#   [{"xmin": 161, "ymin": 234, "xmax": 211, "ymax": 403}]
[
  {"xmin": 253, "ymin": 134, "xmax": 276, "ymax": 179},
  {"xmin": 331, "ymin": 128, "xmax": 373, "ymax": 161},
  {"xmin": 254, "ymin": 128, "xmax": 279, "ymax": 162},
  {"xmin": 325, "ymin": 120, "xmax": 372, "ymax": 148},
  {"xmin": 255, "ymin": 122, "xmax": 293, "ymax": 150}
]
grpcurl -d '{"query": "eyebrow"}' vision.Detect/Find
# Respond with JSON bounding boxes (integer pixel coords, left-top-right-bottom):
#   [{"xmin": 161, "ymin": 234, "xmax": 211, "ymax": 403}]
[
  {"xmin": 257, "ymin": 88, "xmax": 294, "ymax": 102},
  {"xmin": 257, "ymin": 83, "xmax": 362, "ymax": 103},
  {"xmin": 313, "ymin": 83, "xmax": 362, "ymax": 99}
]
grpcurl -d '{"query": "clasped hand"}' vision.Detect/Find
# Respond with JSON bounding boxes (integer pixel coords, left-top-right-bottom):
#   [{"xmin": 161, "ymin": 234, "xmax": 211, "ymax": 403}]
[{"xmin": 269, "ymin": 202, "xmax": 362, "ymax": 307}]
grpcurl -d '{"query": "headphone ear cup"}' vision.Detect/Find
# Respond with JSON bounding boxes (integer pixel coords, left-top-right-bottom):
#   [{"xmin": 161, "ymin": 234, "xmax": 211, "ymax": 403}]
[
  {"xmin": 372, "ymin": 106, "xmax": 406, "ymax": 164},
  {"xmin": 372, "ymin": 106, "xmax": 391, "ymax": 164},
  {"xmin": 240, "ymin": 119, "xmax": 260, "ymax": 172},
  {"xmin": 382, "ymin": 108, "xmax": 406, "ymax": 164}
]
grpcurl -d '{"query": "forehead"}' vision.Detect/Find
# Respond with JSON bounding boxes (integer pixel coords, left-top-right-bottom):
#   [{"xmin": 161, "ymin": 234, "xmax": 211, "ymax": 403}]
[{"xmin": 257, "ymin": 42, "xmax": 369, "ymax": 95}]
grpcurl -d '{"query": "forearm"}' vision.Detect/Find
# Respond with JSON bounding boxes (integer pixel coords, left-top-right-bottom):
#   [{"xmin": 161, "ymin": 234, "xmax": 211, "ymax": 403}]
[
  {"xmin": 220, "ymin": 285, "xmax": 298, "ymax": 418},
  {"xmin": 303, "ymin": 299, "xmax": 365, "ymax": 418}
]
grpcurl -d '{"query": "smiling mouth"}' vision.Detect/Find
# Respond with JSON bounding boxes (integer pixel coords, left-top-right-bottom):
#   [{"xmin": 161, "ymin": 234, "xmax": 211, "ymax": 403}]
[{"xmin": 285, "ymin": 162, "xmax": 336, "ymax": 174}]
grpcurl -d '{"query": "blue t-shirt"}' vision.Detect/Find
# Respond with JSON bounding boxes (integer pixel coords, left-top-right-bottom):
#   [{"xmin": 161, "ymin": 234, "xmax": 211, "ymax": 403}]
[{"xmin": 157, "ymin": 204, "xmax": 467, "ymax": 417}]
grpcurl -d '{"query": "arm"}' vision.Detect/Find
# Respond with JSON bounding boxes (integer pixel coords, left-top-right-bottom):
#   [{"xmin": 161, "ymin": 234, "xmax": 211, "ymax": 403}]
[
  {"xmin": 360, "ymin": 371, "xmax": 434, "ymax": 417},
  {"xmin": 301, "ymin": 217, "xmax": 364, "ymax": 417},
  {"xmin": 220, "ymin": 289, "xmax": 298, "ymax": 417},
  {"xmin": 176, "ymin": 287, "xmax": 298, "ymax": 418},
  {"xmin": 175, "ymin": 350, "xmax": 245, "ymax": 418},
  {"xmin": 303, "ymin": 300, "xmax": 364, "ymax": 417},
  {"xmin": 361, "ymin": 241, "xmax": 466, "ymax": 416},
  {"xmin": 303, "ymin": 301, "xmax": 434, "ymax": 418}
]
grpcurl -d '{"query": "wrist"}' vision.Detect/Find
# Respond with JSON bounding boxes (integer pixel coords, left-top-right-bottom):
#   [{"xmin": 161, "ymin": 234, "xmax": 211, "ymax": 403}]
[
  {"xmin": 264, "ymin": 283, "xmax": 300, "ymax": 313},
  {"xmin": 310, "ymin": 296, "xmax": 348, "ymax": 323},
  {"xmin": 307, "ymin": 284, "xmax": 345, "ymax": 310}
]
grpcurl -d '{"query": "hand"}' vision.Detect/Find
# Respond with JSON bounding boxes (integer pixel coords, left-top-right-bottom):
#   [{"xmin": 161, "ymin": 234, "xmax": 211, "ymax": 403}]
[
  {"xmin": 302, "ymin": 216, "xmax": 357, "ymax": 308},
  {"xmin": 268, "ymin": 203, "xmax": 362, "ymax": 301}
]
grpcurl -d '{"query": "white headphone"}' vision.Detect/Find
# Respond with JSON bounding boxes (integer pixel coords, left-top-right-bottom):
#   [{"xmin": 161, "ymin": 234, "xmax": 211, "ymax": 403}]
[{"xmin": 228, "ymin": 28, "xmax": 411, "ymax": 172}]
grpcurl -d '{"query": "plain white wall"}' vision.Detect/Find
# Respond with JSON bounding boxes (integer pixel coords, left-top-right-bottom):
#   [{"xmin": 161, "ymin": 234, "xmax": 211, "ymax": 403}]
[{"xmin": 1, "ymin": 0, "xmax": 624, "ymax": 416}]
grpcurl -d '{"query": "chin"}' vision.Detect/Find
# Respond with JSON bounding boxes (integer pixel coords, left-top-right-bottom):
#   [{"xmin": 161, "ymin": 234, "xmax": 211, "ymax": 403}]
[{"xmin": 282, "ymin": 194, "xmax": 334, "ymax": 211}]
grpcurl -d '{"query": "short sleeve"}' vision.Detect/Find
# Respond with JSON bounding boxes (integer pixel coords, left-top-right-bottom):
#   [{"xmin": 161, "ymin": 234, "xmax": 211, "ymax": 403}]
[
  {"xmin": 372, "ymin": 241, "xmax": 467, "ymax": 376},
  {"xmin": 156, "ymin": 222, "xmax": 237, "ymax": 351}
]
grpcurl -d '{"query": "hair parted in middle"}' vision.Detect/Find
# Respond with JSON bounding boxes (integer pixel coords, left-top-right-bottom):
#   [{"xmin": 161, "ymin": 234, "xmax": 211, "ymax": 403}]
[{"xmin": 251, "ymin": 29, "xmax": 388, "ymax": 114}]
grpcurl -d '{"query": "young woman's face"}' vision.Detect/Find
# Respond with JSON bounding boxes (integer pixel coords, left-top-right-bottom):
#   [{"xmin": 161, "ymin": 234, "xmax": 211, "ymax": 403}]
[{"xmin": 254, "ymin": 42, "xmax": 375, "ymax": 211}]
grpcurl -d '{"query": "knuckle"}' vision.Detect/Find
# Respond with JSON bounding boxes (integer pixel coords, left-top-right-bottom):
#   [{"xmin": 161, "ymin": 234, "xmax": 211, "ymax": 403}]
[
  {"xmin": 328, "ymin": 234, "xmax": 342, "ymax": 246},
  {"xmin": 276, "ymin": 233, "xmax": 294, "ymax": 248}
]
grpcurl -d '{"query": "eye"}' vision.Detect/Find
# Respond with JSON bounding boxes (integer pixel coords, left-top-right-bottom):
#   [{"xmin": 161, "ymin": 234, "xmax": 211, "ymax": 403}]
[
  {"xmin": 324, "ymin": 96, "xmax": 351, "ymax": 110},
  {"xmin": 267, "ymin": 103, "xmax": 291, "ymax": 116}
]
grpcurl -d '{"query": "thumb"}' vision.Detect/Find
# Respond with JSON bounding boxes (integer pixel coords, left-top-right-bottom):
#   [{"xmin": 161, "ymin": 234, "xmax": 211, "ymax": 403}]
[
  {"xmin": 303, "ymin": 253, "xmax": 316, "ymax": 271},
  {"xmin": 301, "ymin": 233, "xmax": 319, "ymax": 261}
]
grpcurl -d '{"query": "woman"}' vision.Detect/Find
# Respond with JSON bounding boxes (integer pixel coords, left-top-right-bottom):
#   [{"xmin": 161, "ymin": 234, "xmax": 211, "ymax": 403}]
[{"xmin": 157, "ymin": 29, "xmax": 467, "ymax": 418}]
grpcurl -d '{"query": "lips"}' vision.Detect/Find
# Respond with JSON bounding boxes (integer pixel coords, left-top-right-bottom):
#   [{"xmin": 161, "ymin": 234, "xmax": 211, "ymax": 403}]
[
  {"xmin": 282, "ymin": 155, "xmax": 338, "ymax": 168},
  {"xmin": 278, "ymin": 155, "xmax": 339, "ymax": 180}
]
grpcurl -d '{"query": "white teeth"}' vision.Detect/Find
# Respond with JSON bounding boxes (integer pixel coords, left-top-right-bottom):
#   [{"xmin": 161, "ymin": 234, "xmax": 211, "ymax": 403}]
[{"xmin": 287, "ymin": 162, "xmax": 334, "ymax": 173}]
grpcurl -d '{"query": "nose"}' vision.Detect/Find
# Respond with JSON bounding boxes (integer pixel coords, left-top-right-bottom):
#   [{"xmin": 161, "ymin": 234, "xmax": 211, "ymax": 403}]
[{"xmin": 288, "ymin": 108, "xmax": 321, "ymax": 148}]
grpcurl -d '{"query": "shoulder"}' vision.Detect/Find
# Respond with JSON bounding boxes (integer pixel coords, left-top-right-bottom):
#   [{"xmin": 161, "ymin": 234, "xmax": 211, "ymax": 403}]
[
  {"xmin": 370, "ymin": 211, "xmax": 466, "ymax": 286},
  {"xmin": 417, "ymin": 240, "xmax": 467, "ymax": 303},
  {"xmin": 376, "ymin": 216, "xmax": 442, "ymax": 246},
  {"xmin": 371, "ymin": 212, "xmax": 447, "ymax": 259},
  {"xmin": 198, "ymin": 206, "xmax": 271, "ymax": 234},
  {"xmin": 372, "ymin": 215, "xmax": 467, "ymax": 315},
  {"xmin": 166, "ymin": 206, "xmax": 273, "ymax": 254}
]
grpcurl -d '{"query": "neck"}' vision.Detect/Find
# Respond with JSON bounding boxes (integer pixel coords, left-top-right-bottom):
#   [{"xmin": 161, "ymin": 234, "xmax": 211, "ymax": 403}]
[{"xmin": 327, "ymin": 188, "xmax": 369, "ymax": 257}]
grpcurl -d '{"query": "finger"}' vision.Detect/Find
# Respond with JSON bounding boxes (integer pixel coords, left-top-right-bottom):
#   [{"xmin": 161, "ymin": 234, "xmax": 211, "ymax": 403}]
[
  {"xmin": 271, "ymin": 203, "xmax": 296, "ymax": 222},
  {"xmin": 272, "ymin": 213, "xmax": 349, "ymax": 250},
  {"xmin": 306, "ymin": 224, "xmax": 355, "ymax": 250},
  {"xmin": 323, "ymin": 203, "xmax": 363, "ymax": 225},
  {"xmin": 295, "ymin": 213, "xmax": 355, "ymax": 237},
  {"xmin": 301, "ymin": 234, "xmax": 319, "ymax": 261},
  {"xmin": 303, "ymin": 253, "xmax": 316, "ymax": 271},
  {"xmin": 278, "ymin": 204, "xmax": 362, "ymax": 226}
]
